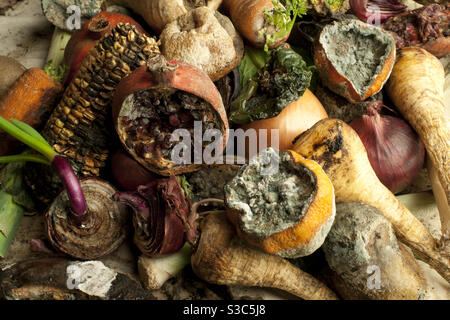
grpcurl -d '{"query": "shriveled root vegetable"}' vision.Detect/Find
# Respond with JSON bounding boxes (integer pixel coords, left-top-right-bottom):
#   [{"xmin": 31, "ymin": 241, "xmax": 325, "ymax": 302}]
[
  {"xmin": 112, "ymin": 55, "xmax": 229, "ymax": 176},
  {"xmin": 0, "ymin": 56, "xmax": 26, "ymax": 98},
  {"xmin": 225, "ymin": 148, "xmax": 336, "ymax": 258},
  {"xmin": 314, "ymin": 19, "xmax": 396, "ymax": 103},
  {"xmin": 0, "ymin": 68, "xmax": 63, "ymax": 156},
  {"xmin": 111, "ymin": 0, "xmax": 222, "ymax": 33},
  {"xmin": 323, "ymin": 202, "xmax": 427, "ymax": 300},
  {"xmin": 386, "ymin": 47, "xmax": 450, "ymax": 240},
  {"xmin": 0, "ymin": 117, "xmax": 129, "ymax": 260},
  {"xmin": 292, "ymin": 119, "xmax": 450, "ymax": 283},
  {"xmin": 191, "ymin": 211, "xmax": 339, "ymax": 300},
  {"xmin": 160, "ymin": 7, "xmax": 244, "ymax": 82},
  {"xmin": 46, "ymin": 178, "xmax": 129, "ymax": 260},
  {"xmin": 222, "ymin": 0, "xmax": 295, "ymax": 49}
]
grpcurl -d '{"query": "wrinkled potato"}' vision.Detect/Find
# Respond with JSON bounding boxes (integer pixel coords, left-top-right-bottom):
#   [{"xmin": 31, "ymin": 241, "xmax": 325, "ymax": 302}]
[
  {"xmin": 160, "ymin": 6, "xmax": 244, "ymax": 82},
  {"xmin": 0, "ymin": 56, "xmax": 26, "ymax": 98},
  {"xmin": 323, "ymin": 202, "xmax": 427, "ymax": 300}
]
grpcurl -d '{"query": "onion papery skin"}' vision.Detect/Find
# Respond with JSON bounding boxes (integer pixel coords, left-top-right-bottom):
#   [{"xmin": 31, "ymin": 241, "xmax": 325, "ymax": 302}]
[
  {"xmin": 115, "ymin": 176, "xmax": 191, "ymax": 257},
  {"xmin": 350, "ymin": 103, "xmax": 425, "ymax": 194},
  {"xmin": 241, "ymin": 89, "xmax": 328, "ymax": 158}
]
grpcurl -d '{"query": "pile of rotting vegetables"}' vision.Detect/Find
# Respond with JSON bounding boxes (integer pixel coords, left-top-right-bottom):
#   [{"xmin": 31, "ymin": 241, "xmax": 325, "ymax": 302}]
[{"xmin": 0, "ymin": 0, "xmax": 449, "ymax": 300}]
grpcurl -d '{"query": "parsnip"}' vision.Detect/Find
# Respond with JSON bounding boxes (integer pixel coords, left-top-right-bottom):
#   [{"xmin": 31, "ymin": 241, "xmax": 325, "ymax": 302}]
[
  {"xmin": 292, "ymin": 119, "xmax": 450, "ymax": 283},
  {"xmin": 386, "ymin": 47, "xmax": 450, "ymax": 240},
  {"xmin": 191, "ymin": 211, "xmax": 339, "ymax": 300}
]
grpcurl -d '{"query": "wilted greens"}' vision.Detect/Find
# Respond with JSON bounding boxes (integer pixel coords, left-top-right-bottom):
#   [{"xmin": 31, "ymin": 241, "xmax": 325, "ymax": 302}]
[{"xmin": 230, "ymin": 46, "xmax": 314, "ymax": 124}]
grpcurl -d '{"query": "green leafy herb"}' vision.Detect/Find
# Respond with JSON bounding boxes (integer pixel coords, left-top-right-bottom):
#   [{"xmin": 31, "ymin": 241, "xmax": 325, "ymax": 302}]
[
  {"xmin": 44, "ymin": 60, "xmax": 69, "ymax": 84},
  {"xmin": 230, "ymin": 46, "xmax": 314, "ymax": 124},
  {"xmin": 178, "ymin": 175, "xmax": 193, "ymax": 200},
  {"xmin": 262, "ymin": 0, "xmax": 308, "ymax": 51},
  {"xmin": 239, "ymin": 47, "xmax": 271, "ymax": 89}
]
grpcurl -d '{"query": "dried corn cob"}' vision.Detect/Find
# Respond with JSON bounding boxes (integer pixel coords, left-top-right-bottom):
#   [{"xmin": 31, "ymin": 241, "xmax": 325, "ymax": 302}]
[{"xmin": 26, "ymin": 23, "xmax": 160, "ymax": 205}]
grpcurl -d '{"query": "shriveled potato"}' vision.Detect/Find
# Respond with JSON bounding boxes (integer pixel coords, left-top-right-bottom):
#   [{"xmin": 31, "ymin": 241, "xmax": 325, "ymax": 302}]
[
  {"xmin": 160, "ymin": 6, "xmax": 244, "ymax": 82},
  {"xmin": 323, "ymin": 202, "xmax": 427, "ymax": 300},
  {"xmin": 0, "ymin": 56, "xmax": 26, "ymax": 98}
]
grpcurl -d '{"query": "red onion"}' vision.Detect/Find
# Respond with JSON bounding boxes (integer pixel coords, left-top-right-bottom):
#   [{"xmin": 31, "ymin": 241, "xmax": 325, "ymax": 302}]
[
  {"xmin": 111, "ymin": 149, "xmax": 158, "ymax": 191},
  {"xmin": 350, "ymin": 101, "xmax": 425, "ymax": 194},
  {"xmin": 115, "ymin": 176, "xmax": 196, "ymax": 257},
  {"xmin": 350, "ymin": 0, "xmax": 407, "ymax": 24}
]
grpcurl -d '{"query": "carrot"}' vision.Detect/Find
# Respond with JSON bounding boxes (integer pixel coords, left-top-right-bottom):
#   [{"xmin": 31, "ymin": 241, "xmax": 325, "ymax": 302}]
[
  {"xmin": 0, "ymin": 68, "xmax": 62, "ymax": 156},
  {"xmin": 292, "ymin": 118, "xmax": 450, "ymax": 283},
  {"xmin": 385, "ymin": 47, "xmax": 450, "ymax": 241},
  {"xmin": 222, "ymin": 0, "xmax": 297, "ymax": 49}
]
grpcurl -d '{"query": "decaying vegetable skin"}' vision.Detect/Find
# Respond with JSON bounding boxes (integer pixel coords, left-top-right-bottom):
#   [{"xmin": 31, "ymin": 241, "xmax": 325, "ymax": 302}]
[
  {"xmin": 26, "ymin": 23, "xmax": 160, "ymax": 205},
  {"xmin": 323, "ymin": 202, "xmax": 427, "ymax": 300},
  {"xmin": 111, "ymin": 0, "xmax": 223, "ymax": 33},
  {"xmin": 45, "ymin": 178, "xmax": 129, "ymax": 260},
  {"xmin": 386, "ymin": 47, "xmax": 450, "ymax": 243},
  {"xmin": 191, "ymin": 211, "xmax": 339, "ymax": 300},
  {"xmin": 114, "ymin": 176, "xmax": 195, "ymax": 257},
  {"xmin": 225, "ymin": 148, "xmax": 335, "ymax": 258},
  {"xmin": 112, "ymin": 56, "xmax": 229, "ymax": 176},
  {"xmin": 382, "ymin": 4, "xmax": 450, "ymax": 58},
  {"xmin": 314, "ymin": 19, "xmax": 396, "ymax": 103},
  {"xmin": 160, "ymin": 7, "xmax": 244, "ymax": 82},
  {"xmin": 292, "ymin": 119, "xmax": 450, "ymax": 283},
  {"xmin": 41, "ymin": 0, "xmax": 105, "ymax": 31}
]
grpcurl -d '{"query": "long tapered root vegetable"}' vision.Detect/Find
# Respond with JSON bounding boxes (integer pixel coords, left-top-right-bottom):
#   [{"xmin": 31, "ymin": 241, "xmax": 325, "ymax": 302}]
[
  {"xmin": 191, "ymin": 211, "xmax": 339, "ymax": 300},
  {"xmin": 292, "ymin": 118, "xmax": 450, "ymax": 283},
  {"xmin": 385, "ymin": 47, "xmax": 450, "ymax": 240}
]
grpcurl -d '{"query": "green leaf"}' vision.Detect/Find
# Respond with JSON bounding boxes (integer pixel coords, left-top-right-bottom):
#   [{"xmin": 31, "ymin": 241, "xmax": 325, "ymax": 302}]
[
  {"xmin": 178, "ymin": 175, "xmax": 193, "ymax": 200},
  {"xmin": 0, "ymin": 116, "xmax": 56, "ymax": 160},
  {"xmin": 0, "ymin": 190, "xmax": 24, "ymax": 257},
  {"xmin": 230, "ymin": 46, "xmax": 314, "ymax": 124},
  {"xmin": 238, "ymin": 47, "xmax": 271, "ymax": 89},
  {"xmin": 10, "ymin": 119, "xmax": 52, "ymax": 148},
  {"xmin": 0, "ymin": 154, "xmax": 51, "ymax": 166},
  {"xmin": 0, "ymin": 161, "xmax": 36, "ymax": 213}
]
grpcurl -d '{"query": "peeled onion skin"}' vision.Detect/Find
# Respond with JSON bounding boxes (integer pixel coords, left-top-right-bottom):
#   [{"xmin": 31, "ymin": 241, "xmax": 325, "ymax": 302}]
[
  {"xmin": 350, "ymin": 103, "xmax": 425, "ymax": 194},
  {"xmin": 241, "ymin": 89, "xmax": 328, "ymax": 158}
]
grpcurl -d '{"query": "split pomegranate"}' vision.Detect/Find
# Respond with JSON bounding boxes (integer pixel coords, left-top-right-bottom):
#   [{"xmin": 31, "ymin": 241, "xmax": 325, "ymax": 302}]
[{"xmin": 112, "ymin": 55, "xmax": 229, "ymax": 176}]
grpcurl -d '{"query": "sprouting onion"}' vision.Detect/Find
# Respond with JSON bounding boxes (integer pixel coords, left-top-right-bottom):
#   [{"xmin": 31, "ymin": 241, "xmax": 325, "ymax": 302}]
[{"xmin": 0, "ymin": 116, "xmax": 87, "ymax": 224}]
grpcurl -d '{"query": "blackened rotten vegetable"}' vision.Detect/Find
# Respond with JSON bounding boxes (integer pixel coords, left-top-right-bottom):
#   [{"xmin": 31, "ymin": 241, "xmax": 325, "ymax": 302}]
[
  {"xmin": 112, "ymin": 55, "xmax": 229, "ymax": 176},
  {"xmin": 26, "ymin": 22, "xmax": 160, "ymax": 205}
]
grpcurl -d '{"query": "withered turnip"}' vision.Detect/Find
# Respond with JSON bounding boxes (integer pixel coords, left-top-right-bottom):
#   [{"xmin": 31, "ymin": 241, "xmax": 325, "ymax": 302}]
[{"xmin": 112, "ymin": 55, "xmax": 229, "ymax": 176}]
